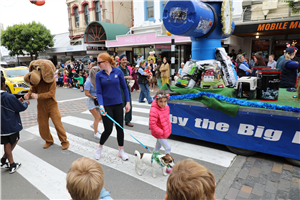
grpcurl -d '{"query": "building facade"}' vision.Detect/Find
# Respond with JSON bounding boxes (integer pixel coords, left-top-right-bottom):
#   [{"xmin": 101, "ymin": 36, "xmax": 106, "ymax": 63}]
[
  {"xmin": 231, "ymin": 0, "xmax": 300, "ymax": 60},
  {"xmin": 106, "ymin": 0, "xmax": 245, "ymax": 72},
  {"xmin": 41, "ymin": 0, "xmax": 133, "ymax": 64}
]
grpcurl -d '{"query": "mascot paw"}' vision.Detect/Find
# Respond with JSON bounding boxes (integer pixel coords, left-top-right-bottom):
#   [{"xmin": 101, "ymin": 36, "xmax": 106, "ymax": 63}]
[
  {"xmin": 43, "ymin": 142, "xmax": 53, "ymax": 149},
  {"xmin": 62, "ymin": 142, "xmax": 70, "ymax": 150}
]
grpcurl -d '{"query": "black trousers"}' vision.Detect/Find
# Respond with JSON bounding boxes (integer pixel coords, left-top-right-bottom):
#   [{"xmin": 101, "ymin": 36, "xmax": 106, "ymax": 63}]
[{"xmin": 100, "ymin": 103, "xmax": 124, "ymax": 146}]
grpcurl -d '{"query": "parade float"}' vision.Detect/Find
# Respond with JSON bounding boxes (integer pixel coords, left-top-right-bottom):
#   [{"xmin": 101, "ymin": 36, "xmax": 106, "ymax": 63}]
[{"xmin": 162, "ymin": 0, "xmax": 300, "ymax": 165}]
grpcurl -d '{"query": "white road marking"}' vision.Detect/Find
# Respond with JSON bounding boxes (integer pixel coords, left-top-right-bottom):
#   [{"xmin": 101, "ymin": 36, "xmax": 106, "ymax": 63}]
[
  {"xmin": 132, "ymin": 101, "xmax": 151, "ymax": 107},
  {"xmin": 25, "ymin": 126, "xmax": 169, "ymax": 191},
  {"xmin": 57, "ymin": 97, "xmax": 87, "ymax": 103},
  {"xmin": 13, "ymin": 146, "xmax": 70, "ymax": 199},
  {"xmin": 132, "ymin": 107, "xmax": 150, "ymax": 114},
  {"xmin": 61, "ymin": 116, "xmax": 236, "ymax": 167},
  {"xmin": 81, "ymin": 110, "xmax": 149, "ymax": 126}
]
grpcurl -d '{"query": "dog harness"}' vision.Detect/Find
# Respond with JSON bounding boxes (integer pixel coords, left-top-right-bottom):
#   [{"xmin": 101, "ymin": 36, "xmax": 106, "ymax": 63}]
[{"xmin": 151, "ymin": 152, "xmax": 168, "ymax": 168}]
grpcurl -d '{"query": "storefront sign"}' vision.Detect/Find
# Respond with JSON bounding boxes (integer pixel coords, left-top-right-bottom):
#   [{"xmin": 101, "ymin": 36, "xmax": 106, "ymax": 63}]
[
  {"xmin": 234, "ymin": 20, "xmax": 300, "ymax": 33},
  {"xmin": 86, "ymin": 46, "xmax": 107, "ymax": 51},
  {"xmin": 169, "ymin": 103, "xmax": 300, "ymax": 160},
  {"xmin": 106, "ymin": 33, "xmax": 191, "ymax": 47},
  {"xmin": 257, "ymin": 20, "xmax": 300, "ymax": 31},
  {"xmin": 155, "ymin": 44, "xmax": 171, "ymax": 49}
]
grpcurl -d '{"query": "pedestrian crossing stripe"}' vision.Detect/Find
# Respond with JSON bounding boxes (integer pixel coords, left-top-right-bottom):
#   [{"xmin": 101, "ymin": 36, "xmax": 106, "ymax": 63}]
[
  {"xmin": 13, "ymin": 145, "xmax": 70, "ymax": 199},
  {"xmin": 25, "ymin": 125, "xmax": 169, "ymax": 192},
  {"xmin": 61, "ymin": 116, "xmax": 236, "ymax": 167},
  {"xmin": 81, "ymin": 110, "xmax": 150, "ymax": 127},
  {"xmin": 132, "ymin": 101, "xmax": 151, "ymax": 107}
]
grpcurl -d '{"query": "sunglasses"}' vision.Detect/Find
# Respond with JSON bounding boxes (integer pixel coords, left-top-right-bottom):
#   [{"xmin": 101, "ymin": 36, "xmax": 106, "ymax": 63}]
[{"xmin": 97, "ymin": 61, "xmax": 105, "ymax": 65}]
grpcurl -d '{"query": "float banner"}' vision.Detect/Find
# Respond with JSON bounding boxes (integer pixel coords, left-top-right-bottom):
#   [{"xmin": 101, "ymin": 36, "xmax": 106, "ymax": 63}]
[{"xmin": 169, "ymin": 103, "xmax": 300, "ymax": 160}]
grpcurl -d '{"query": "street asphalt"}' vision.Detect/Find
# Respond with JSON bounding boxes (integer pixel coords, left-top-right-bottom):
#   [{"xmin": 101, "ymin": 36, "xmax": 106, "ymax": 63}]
[{"xmin": 1, "ymin": 86, "xmax": 299, "ymax": 200}]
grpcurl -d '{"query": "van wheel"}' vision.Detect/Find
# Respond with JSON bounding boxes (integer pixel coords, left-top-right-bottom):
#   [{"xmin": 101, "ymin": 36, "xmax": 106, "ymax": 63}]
[
  {"xmin": 285, "ymin": 158, "xmax": 300, "ymax": 167},
  {"xmin": 226, "ymin": 146, "xmax": 257, "ymax": 156},
  {"xmin": 5, "ymin": 85, "xmax": 11, "ymax": 93}
]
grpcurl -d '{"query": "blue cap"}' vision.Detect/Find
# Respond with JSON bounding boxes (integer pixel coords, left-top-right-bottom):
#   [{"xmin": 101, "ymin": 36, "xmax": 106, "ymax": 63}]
[
  {"xmin": 286, "ymin": 47, "xmax": 295, "ymax": 54},
  {"xmin": 119, "ymin": 54, "xmax": 127, "ymax": 61}
]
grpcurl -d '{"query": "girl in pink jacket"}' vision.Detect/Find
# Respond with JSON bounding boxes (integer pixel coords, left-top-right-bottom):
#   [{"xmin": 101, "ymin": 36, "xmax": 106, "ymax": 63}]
[{"xmin": 149, "ymin": 90, "xmax": 172, "ymax": 154}]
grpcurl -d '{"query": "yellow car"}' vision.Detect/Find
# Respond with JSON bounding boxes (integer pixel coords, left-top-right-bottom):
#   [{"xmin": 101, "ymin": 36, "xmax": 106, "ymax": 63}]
[{"xmin": 1, "ymin": 66, "xmax": 30, "ymax": 96}]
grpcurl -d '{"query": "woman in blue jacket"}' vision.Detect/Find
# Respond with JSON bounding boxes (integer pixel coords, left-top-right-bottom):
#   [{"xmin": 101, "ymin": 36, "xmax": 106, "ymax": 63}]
[
  {"xmin": 1, "ymin": 76, "xmax": 29, "ymax": 174},
  {"xmin": 94, "ymin": 53, "xmax": 130, "ymax": 161}
]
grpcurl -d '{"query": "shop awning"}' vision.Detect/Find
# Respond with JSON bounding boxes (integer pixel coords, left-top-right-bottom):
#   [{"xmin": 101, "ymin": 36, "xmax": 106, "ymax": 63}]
[{"xmin": 84, "ymin": 21, "xmax": 129, "ymax": 44}]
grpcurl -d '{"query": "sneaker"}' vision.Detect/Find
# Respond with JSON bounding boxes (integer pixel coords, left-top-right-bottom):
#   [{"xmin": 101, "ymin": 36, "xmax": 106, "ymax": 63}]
[
  {"xmin": 1, "ymin": 162, "xmax": 9, "ymax": 169},
  {"xmin": 90, "ymin": 124, "xmax": 94, "ymax": 130},
  {"xmin": 118, "ymin": 149, "xmax": 129, "ymax": 161},
  {"xmin": 73, "ymin": 87, "xmax": 78, "ymax": 89},
  {"xmin": 9, "ymin": 163, "xmax": 21, "ymax": 174},
  {"xmin": 95, "ymin": 145, "xmax": 102, "ymax": 160},
  {"xmin": 94, "ymin": 132, "xmax": 101, "ymax": 139},
  {"xmin": 81, "ymin": 90, "xmax": 84, "ymax": 92}
]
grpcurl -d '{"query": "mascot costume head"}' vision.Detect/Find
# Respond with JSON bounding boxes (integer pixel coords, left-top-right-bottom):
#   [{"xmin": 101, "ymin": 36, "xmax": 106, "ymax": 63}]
[
  {"xmin": 24, "ymin": 59, "xmax": 55, "ymax": 86},
  {"xmin": 24, "ymin": 59, "xmax": 69, "ymax": 150}
]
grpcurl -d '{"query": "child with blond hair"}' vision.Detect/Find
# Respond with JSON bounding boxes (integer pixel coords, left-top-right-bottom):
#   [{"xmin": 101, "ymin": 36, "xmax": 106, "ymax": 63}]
[
  {"xmin": 66, "ymin": 157, "xmax": 113, "ymax": 200},
  {"xmin": 165, "ymin": 158, "xmax": 216, "ymax": 200}
]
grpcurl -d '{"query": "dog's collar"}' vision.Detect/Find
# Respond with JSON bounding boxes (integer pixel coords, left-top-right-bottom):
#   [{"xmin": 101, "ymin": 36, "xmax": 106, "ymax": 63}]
[{"xmin": 151, "ymin": 152, "xmax": 170, "ymax": 168}]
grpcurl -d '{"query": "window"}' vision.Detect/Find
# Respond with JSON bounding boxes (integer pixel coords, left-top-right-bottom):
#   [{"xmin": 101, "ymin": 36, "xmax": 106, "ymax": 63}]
[
  {"xmin": 144, "ymin": 1, "xmax": 154, "ymax": 21},
  {"xmin": 95, "ymin": 1, "xmax": 101, "ymax": 21},
  {"xmin": 160, "ymin": 0, "xmax": 168, "ymax": 20},
  {"xmin": 74, "ymin": 7, "xmax": 80, "ymax": 27},
  {"xmin": 84, "ymin": 4, "xmax": 90, "ymax": 25}
]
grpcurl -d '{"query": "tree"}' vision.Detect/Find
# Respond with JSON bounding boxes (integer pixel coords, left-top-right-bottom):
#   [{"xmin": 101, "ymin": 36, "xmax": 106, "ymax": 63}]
[
  {"xmin": 1, "ymin": 21, "xmax": 54, "ymax": 61},
  {"xmin": 284, "ymin": 0, "xmax": 300, "ymax": 14}
]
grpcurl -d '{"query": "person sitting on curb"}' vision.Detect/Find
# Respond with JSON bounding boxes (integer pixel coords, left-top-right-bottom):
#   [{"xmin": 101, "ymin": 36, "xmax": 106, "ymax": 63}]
[
  {"xmin": 67, "ymin": 157, "xmax": 113, "ymax": 200},
  {"xmin": 1, "ymin": 76, "xmax": 30, "ymax": 174}
]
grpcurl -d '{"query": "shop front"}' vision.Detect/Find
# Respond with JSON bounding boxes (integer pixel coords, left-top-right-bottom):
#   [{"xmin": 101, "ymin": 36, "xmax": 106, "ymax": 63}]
[
  {"xmin": 234, "ymin": 19, "xmax": 300, "ymax": 60},
  {"xmin": 106, "ymin": 32, "xmax": 192, "ymax": 72}
]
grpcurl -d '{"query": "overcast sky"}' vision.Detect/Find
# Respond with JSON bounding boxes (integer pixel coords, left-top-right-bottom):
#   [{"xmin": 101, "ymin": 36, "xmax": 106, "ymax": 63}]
[{"xmin": 0, "ymin": 0, "xmax": 69, "ymax": 35}]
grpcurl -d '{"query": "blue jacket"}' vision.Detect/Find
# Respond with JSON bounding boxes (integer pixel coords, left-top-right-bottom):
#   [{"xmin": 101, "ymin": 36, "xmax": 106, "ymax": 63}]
[
  {"xmin": 70, "ymin": 188, "xmax": 113, "ymax": 200},
  {"xmin": 95, "ymin": 67, "xmax": 130, "ymax": 106},
  {"xmin": 1, "ymin": 91, "xmax": 28, "ymax": 136},
  {"xmin": 100, "ymin": 188, "xmax": 113, "ymax": 200}
]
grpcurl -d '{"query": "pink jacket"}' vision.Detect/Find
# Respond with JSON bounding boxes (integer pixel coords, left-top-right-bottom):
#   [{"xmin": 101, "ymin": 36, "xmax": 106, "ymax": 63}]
[{"xmin": 149, "ymin": 100, "xmax": 172, "ymax": 139}]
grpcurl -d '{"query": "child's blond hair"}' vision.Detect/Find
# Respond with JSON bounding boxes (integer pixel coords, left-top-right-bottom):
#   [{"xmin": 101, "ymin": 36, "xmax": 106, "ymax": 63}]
[
  {"xmin": 66, "ymin": 157, "xmax": 104, "ymax": 200},
  {"xmin": 166, "ymin": 159, "xmax": 215, "ymax": 200}
]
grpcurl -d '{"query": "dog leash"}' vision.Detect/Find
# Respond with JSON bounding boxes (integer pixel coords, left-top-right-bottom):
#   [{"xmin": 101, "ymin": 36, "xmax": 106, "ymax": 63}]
[{"xmin": 100, "ymin": 109, "xmax": 151, "ymax": 152}]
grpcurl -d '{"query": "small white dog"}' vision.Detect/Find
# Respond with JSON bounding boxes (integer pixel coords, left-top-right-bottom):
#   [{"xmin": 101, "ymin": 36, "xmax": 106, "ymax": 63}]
[{"xmin": 134, "ymin": 150, "xmax": 175, "ymax": 178}]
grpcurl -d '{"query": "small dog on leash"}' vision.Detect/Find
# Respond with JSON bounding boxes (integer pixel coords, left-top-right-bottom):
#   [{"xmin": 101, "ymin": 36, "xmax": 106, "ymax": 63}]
[{"xmin": 134, "ymin": 150, "xmax": 175, "ymax": 178}]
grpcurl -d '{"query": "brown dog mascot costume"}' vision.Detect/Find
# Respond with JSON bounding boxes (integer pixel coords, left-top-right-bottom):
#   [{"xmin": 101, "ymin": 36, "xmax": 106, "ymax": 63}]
[{"xmin": 24, "ymin": 59, "xmax": 69, "ymax": 150}]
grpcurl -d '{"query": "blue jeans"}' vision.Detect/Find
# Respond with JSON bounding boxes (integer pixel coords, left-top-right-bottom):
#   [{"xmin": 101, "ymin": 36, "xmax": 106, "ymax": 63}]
[{"xmin": 138, "ymin": 84, "xmax": 153, "ymax": 104}]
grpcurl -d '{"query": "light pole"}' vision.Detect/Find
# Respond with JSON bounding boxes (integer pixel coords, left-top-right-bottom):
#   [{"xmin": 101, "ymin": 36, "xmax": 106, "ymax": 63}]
[{"xmin": 167, "ymin": 31, "xmax": 176, "ymax": 85}]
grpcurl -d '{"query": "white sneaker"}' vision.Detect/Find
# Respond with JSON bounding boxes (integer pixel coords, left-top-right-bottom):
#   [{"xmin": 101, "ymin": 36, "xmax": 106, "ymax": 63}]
[
  {"xmin": 118, "ymin": 149, "xmax": 128, "ymax": 161},
  {"xmin": 94, "ymin": 132, "xmax": 101, "ymax": 139},
  {"xmin": 95, "ymin": 145, "xmax": 102, "ymax": 160},
  {"xmin": 90, "ymin": 124, "xmax": 94, "ymax": 130}
]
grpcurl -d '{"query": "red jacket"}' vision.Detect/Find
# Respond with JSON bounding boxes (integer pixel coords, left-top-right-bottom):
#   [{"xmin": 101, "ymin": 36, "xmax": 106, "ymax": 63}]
[{"xmin": 149, "ymin": 100, "xmax": 172, "ymax": 139}]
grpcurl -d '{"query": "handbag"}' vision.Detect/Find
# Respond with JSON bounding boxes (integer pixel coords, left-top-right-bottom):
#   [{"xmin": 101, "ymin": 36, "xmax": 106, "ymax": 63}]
[{"xmin": 94, "ymin": 98, "xmax": 99, "ymax": 106}]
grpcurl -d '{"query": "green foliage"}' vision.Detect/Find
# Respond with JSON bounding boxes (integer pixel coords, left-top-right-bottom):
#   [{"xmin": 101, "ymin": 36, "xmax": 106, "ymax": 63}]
[
  {"xmin": 284, "ymin": 0, "xmax": 300, "ymax": 14},
  {"xmin": 1, "ymin": 21, "xmax": 54, "ymax": 60}
]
